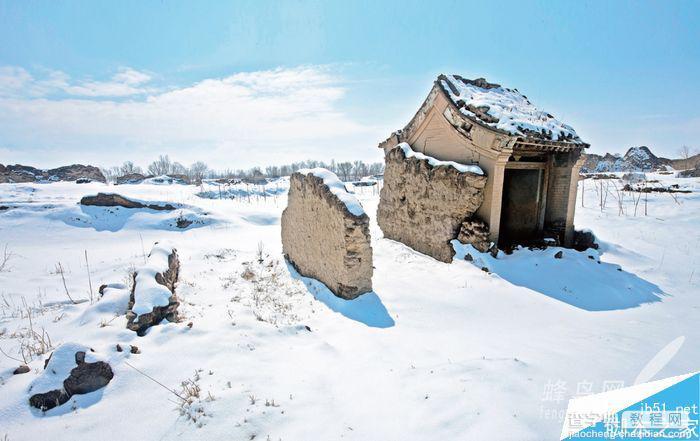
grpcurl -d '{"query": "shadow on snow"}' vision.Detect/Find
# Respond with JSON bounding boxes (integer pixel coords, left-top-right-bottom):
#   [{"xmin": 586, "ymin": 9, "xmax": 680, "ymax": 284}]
[
  {"xmin": 452, "ymin": 240, "xmax": 665, "ymax": 312},
  {"xmin": 52, "ymin": 205, "xmax": 213, "ymax": 232},
  {"xmin": 285, "ymin": 262, "xmax": 395, "ymax": 328}
]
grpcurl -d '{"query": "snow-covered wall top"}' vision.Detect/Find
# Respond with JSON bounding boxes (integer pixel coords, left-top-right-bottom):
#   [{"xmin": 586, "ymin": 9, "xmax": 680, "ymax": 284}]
[
  {"xmin": 439, "ymin": 75, "xmax": 583, "ymax": 144},
  {"xmin": 296, "ymin": 168, "xmax": 365, "ymax": 217},
  {"xmin": 398, "ymin": 143, "xmax": 484, "ymax": 175}
]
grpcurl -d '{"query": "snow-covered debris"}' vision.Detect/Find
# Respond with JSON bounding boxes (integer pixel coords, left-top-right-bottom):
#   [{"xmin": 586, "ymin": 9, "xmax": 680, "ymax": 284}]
[
  {"xmin": 439, "ymin": 74, "xmax": 582, "ymax": 142},
  {"xmin": 296, "ymin": 168, "xmax": 365, "ymax": 217},
  {"xmin": 131, "ymin": 242, "xmax": 177, "ymax": 316},
  {"xmin": 28, "ymin": 343, "xmax": 113, "ymax": 411},
  {"xmin": 398, "ymin": 142, "xmax": 483, "ymax": 175},
  {"xmin": 143, "ymin": 175, "xmax": 189, "ymax": 185},
  {"xmin": 126, "ymin": 241, "xmax": 180, "ymax": 335}
]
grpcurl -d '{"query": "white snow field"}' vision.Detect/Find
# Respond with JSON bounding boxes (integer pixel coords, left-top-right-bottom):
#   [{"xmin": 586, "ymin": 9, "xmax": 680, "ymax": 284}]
[{"xmin": 0, "ymin": 174, "xmax": 698, "ymax": 440}]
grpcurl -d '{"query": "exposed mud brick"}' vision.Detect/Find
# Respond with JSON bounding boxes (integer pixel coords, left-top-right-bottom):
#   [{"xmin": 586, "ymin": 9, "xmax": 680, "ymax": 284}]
[
  {"xmin": 377, "ymin": 146, "xmax": 487, "ymax": 262},
  {"xmin": 281, "ymin": 170, "xmax": 373, "ymax": 299}
]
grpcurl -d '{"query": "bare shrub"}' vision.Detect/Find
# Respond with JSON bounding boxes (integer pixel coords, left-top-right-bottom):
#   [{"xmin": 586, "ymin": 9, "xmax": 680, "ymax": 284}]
[
  {"xmin": 0, "ymin": 244, "xmax": 13, "ymax": 272},
  {"xmin": 0, "ymin": 307, "xmax": 53, "ymax": 364},
  {"xmin": 55, "ymin": 262, "xmax": 77, "ymax": 304}
]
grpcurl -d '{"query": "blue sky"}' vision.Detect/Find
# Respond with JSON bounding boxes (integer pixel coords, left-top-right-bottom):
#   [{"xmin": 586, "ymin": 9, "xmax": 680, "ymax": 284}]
[{"xmin": 1, "ymin": 0, "xmax": 698, "ymax": 169}]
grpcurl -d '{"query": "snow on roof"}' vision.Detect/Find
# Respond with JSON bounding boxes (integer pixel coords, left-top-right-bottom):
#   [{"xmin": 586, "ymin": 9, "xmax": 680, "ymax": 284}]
[
  {"xmin": 296, "ymin": 168, "xmax": 366, "ymax": 217},
  {"xmin": 439, "ymin": 74, "xmax": 583, "ymax": 143},
  {"xmin": 398, "ymin": 143, "xmax": 484, "ymax": 175},
  {"xmin": 132, "ymin": 241, "xmax": 176, "ymax": 317}
]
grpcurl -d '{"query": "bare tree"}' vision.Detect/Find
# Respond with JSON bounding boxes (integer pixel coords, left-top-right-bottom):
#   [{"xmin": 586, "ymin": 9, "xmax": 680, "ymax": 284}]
[
  {"xmin": 171, "ymin": 162, "xmax": 187, "ymax": 175},
  {"xmin": 336, "ymin": 162, "xmax": 353, "ymax": 181},
  {"xmin": 368, "ymin": 162, "xmax": 384, "ymax": 176},
  {"xmin": 119, "ymin": 161, "xmax": 143, "ymax": 176},
  {"xmin": 0, "ymin": 244, "xmax": 12, "ymax": 272},
  {"xmin": 264, "ymin": 165, "xmax": 280, "ymax": 178},
  {"xmin": 188, "ymin": 161, "xmax": 209, "ymax": 183},
  {"xmin": 679, "ymin": 145, "xmax": 692, "ymax": 170},
  {"xmin": 148, "ymin": 155, "xmax": 172, "ymax": 176},
  {"xmin": 100, "ymin": 166, "xmax": 121, "ymax": 183},
  {"xmin": 352, "ymin": 160, "xmax": 368, "ymax": 180}
]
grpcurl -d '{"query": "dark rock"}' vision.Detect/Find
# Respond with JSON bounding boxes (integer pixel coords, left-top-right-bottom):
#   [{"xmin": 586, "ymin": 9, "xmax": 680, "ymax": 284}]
[
  {"xmin": 29, "ymin": 389, "xmax": 70, "ymax": 411},
  {"xmin": 573, "ymin": 231, "xmax": 598, "ymax": 252},
  {"xmin": 63, "ymin": 361, "xmax": 113, "ymax": 396},
  {"xmin": 554, "ymin": 251, "xmax": 563, "ymax": 259},
  {"xmin": 116, "ymin": 344, "xmax": 123, "ymax": 352},
  {"xmin": 130, "ymin": 345, "xmax": 140, "ymax": 354},
  {"xmin": 175, "ymin": 217, "xmax": 193, "ymax": 228},
  {"xmin": 464, "ymin": 253, "xmax": 473, "ymax": 262},
  {"xmin": 80, "ymin": 193, "xmax": 176, "ymax": 211},
  {"xmin": 13, "ymin": 365, "xmax": 30, "ymax": 375},
  {"xmin": 115, "ymin": 173, "xmax": 147, "ymax": 185}
]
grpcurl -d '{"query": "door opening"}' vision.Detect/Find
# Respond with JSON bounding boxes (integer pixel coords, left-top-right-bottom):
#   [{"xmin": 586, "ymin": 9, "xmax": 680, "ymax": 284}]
[{"xmin": 498, "ymin": 168, "xmax": 544, "ymax": 247}]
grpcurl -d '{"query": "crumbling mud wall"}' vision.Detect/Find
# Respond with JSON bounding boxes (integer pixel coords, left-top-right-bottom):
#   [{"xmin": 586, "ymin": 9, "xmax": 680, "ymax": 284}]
[
  {"xmin": 377, "ymin": 146, "xmax": 487, "ymax": 262},
  {"xmin": 281, "ymin": 170, "xmax": 373, "ymax": 299}
]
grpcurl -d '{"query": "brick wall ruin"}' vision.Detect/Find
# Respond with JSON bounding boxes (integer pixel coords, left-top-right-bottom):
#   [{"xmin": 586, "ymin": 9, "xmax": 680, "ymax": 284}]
[
  {"xmin": 281, "ymin": 170, "xmax": 373, "ymax": 299},
  {"xmin": 377, "ymin": 146, "xmax": 487, "ymax": 262}
]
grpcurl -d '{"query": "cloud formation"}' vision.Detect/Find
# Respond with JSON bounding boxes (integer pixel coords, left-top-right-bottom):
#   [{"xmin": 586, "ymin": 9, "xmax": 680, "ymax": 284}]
[
  {"xmin": 0, "ymin": 66, "xmax": 153, "ymax": 98},
  {"xmin": 0, "ymin": 65, "xmax": 381, "ymax": 168}
]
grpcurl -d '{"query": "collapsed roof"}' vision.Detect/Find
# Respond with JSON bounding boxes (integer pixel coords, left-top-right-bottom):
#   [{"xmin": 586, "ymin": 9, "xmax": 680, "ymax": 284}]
[{"xmin": 438, "ymin": 74, "xmax": 585, "ymax": 145}]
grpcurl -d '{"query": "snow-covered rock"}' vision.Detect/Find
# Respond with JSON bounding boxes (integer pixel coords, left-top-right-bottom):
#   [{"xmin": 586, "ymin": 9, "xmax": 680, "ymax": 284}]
[
  {"xmin": 28, "ymin": 343, "xmax": 113, "ymax": 411},
  {"xmin": 126, "ymin": 242, "xmax": 180, "ymax": 335}
]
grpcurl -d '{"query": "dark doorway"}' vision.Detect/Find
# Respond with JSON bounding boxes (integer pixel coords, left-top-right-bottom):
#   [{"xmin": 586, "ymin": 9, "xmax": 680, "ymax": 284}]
[{"xmin": 499, "ymin": 168, "xmax": 544, "ymax": 247}]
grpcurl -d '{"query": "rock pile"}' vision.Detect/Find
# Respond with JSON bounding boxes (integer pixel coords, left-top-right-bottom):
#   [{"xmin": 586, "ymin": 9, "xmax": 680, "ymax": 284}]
[
  {"xmin": 281, "ymin": 169, "xmax": 373, "ymax": 299},
  {"xmin": 0, "ymin": 164, "xmax": 106, "ymax": 183},
  {"xmin": 377, "ymin": 145, "xmax": 487, "ymax": 262}
]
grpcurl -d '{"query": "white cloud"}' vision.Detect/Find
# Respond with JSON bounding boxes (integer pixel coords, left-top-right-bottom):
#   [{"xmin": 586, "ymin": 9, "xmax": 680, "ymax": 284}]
[
  {"xmin": 0, "ymin": 65, "xmax": 384, "ymax": 168},
  {"xmin": 0, "ymin": 66, "xmax": 153, "ymax": 98}
]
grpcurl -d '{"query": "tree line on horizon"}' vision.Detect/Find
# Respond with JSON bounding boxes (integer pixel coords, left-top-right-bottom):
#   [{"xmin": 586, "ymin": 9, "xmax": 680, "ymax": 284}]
[{"xmin": 101, "ymin": 155, "xmax": 385, "ymax": 183}]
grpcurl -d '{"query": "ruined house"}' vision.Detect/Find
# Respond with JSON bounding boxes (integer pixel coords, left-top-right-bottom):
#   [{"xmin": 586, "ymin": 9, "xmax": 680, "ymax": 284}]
[{"xmin": 379, "ymin": 75, "xmax": 589, "ymax": 248}]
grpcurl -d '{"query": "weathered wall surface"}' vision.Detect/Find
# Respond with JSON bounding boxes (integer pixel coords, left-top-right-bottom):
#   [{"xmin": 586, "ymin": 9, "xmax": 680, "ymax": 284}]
[
  {"xmin": 281, "ymin": 171, "xmax": 373, "ymax": 299},
  {"xmin": 377, "ymin": 147, "xmax": 487, "ymax": 262}
]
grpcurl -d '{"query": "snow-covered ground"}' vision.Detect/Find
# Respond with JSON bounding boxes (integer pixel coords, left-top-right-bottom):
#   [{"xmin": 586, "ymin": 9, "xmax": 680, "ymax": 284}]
[{"xmin": 0, "ymin": 173, "xmax": 698, "ymax": 440}]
